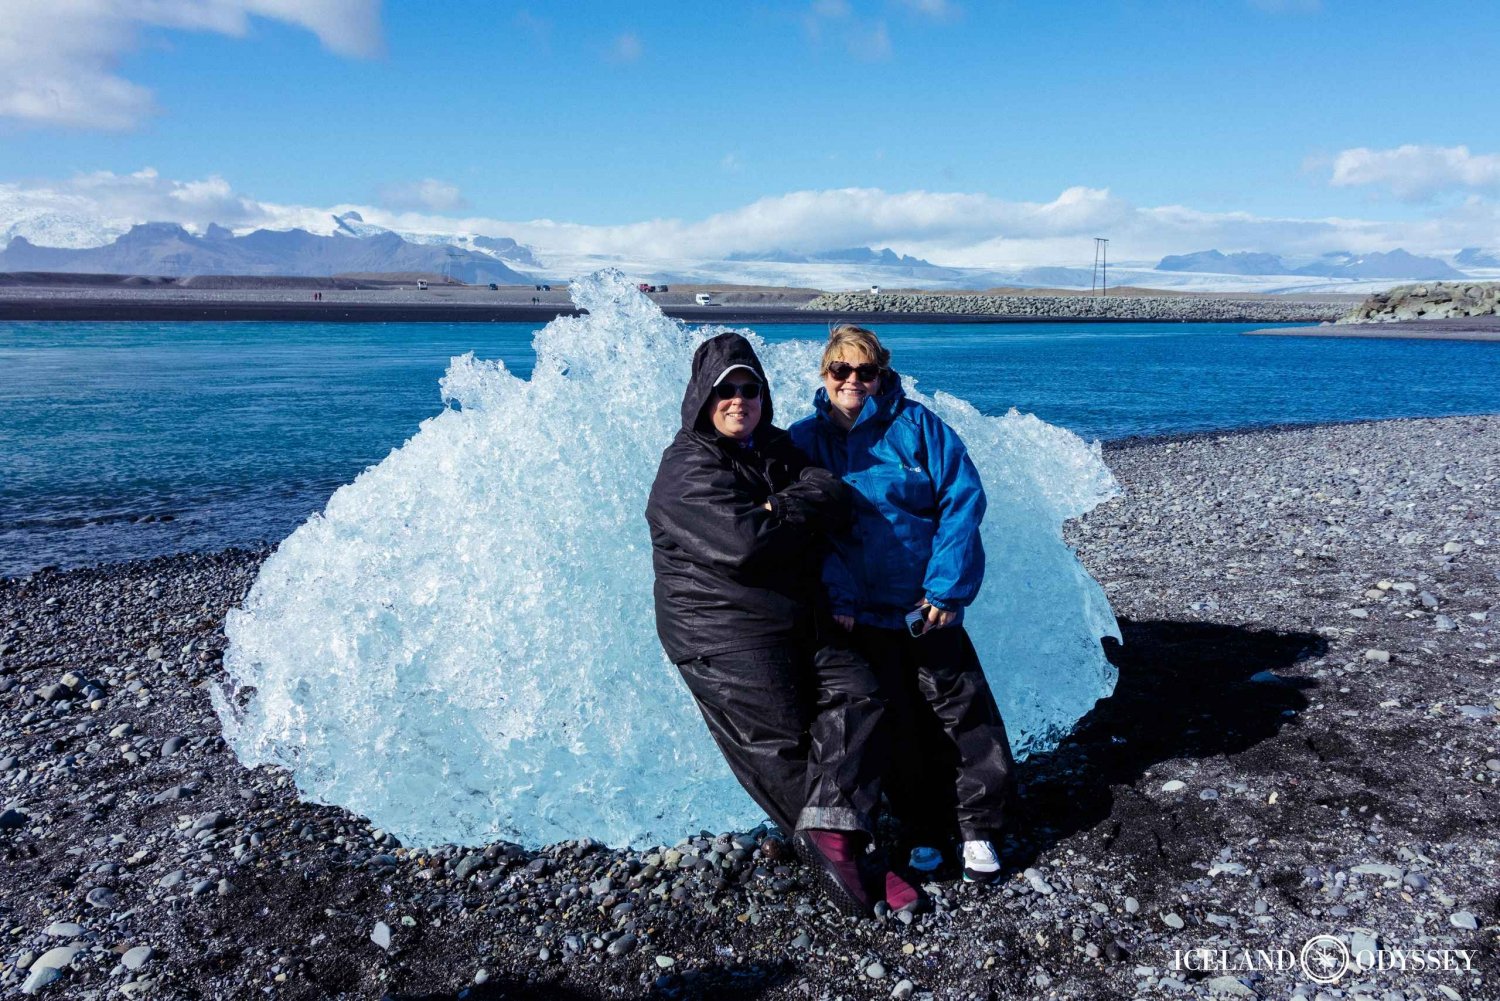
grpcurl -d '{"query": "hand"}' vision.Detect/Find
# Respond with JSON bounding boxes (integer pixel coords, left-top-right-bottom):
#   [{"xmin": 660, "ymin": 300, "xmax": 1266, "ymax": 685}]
[
  {"xmin": 833, "ymin": 614, "xmax": 854, "ymax": 632},
  {"xmin": 762, "ymin": 502, "xmax": 772, "ymax": 511},
  {"xmin": 918, "ymin": 601, "xmax": 956, "ymax": 631}
]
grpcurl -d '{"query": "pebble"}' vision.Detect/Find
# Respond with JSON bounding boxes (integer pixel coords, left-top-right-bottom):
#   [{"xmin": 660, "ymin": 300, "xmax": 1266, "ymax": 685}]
[
  {"xmin": 121, "ymin": 945, "xmax": 153, "ymax": 970},
  {"xmin": 1161, "ymin": 780, "xmax": 1186, "ymax": 793},
  {"xmin": 20, "ymin": 966, "xmax": 62, "ymax": 995},
  {"xmin": 371, "ymin": 921, "xmax": 392, "ymax": 950},
  {"xmin": 655, "ymin": 955, "xmax": 675, "ymax": 968},
  {"xmin": 865, "ymin": 961, "xmax": 886, "ymax": 979},
  {"xmin": 1363, "ymin": 649, "xmax": 1391, "ymax": 663},
  {"xmin": 156, "ymin": 869, "xmax": 184, "ymax": 888},
  {"xmin": 1023, "ymin": 868, "xmax": 1055, "ymax": 895},
  {"xmin": 891, "ymin": 979, "xmax": 916, "ymax": 999},
  {"xmin": 1162, "ymin": 913, "xmax": 1186, "ymax": 929},
  {"xmin": 85, "ymin": 886, "xmax": 120, "ymax": 909},
  {"xmin": 160, "ymin": 735, "xmax": 188, "ymax": 756},
  {"xmin": 1124, "ymin": 896, "xmax": 1139, "ymax": 914},
  {"xmin": 43, "ymin": 922, "xmax": 85, "ymax": 937},
  {"xmin": 606, "ymin": 934, "xmax": 637, "ymax": 956},
  {"xmin": 1449, "ymin": 910, "xmax": 1478, "ymax": 930}
]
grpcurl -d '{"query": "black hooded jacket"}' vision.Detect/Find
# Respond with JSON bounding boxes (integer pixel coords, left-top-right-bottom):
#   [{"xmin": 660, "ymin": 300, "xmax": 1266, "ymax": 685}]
[{"xmin": 646, "ymin": 333, "xmax": 849, "ymax": 664}]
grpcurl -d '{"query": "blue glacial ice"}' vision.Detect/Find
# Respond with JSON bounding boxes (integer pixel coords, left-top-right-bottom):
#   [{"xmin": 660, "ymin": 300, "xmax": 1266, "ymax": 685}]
[{"xmin": 214, "ymin": 269, "xmax": 1121, "ymax": 849}]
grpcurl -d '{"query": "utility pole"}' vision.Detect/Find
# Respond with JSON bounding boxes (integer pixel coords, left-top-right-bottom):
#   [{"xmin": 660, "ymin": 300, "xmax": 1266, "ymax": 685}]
[{"xmin": 1091, "ymin": 238, "xmax": 1109, "ymax": 296}]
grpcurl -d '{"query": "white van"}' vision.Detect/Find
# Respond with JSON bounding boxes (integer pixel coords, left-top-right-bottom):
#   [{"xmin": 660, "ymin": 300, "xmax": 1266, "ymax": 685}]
[
  {"xmin": 415, "ymin": 280, "xmax": 429, "ymax": 291},
  {"xmin": 695, "ymin": 292, "xmax": 713, "ymax": 306}
]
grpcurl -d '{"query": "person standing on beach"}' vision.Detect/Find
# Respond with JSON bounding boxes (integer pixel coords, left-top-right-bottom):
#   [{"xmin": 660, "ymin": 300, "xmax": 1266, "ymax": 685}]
[
  {"xmin": 646, "ymin": 331, "xmax": 923, "ymax": 916},
  {"xmin": 790, "ymin": 324, "xmax": 1016, "ymax": 883}
]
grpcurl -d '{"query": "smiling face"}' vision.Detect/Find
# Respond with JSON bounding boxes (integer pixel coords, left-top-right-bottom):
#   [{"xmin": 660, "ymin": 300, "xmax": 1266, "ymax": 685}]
[
  {"xmin": 823, "ymin": 349, "xmax": 882, "ymax": 426},
  {"xmin": 710, "ymin": 377, "xmax": 763, "ymax": 440}
]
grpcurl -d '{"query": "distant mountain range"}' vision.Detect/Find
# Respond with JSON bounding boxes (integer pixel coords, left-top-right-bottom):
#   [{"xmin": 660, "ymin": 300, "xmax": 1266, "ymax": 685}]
[
  {"xmin": 726, "ymin": 246, "xmax": 936, "ymax": 268},
  {"xmin": 0, "ymin": 216, "xmax": 534, "ymax": 283},
  {"xmin": 1455, "ymin": 247, "xmax": 1500, "ymax": 268},
  {"xmin": 1157, "ymin": 248, "xmax": 1467, "ymax": 280}
]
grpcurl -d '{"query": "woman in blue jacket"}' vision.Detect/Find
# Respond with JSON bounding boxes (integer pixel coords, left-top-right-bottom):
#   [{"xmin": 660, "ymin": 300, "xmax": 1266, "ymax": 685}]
[{"xmin": 789, "ymin": 324, "xmax": 1016, "ymax": 884}]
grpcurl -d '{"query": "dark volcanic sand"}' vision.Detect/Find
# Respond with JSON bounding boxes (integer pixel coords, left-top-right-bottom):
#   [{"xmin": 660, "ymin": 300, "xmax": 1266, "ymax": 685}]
[{"xmin": 1, "ymin": 418, "xmax": 1496, "ymax": 999}]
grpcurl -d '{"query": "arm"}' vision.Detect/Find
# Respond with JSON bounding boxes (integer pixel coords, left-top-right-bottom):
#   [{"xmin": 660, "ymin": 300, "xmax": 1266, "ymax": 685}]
[
  {"xmin": 646, "ymin": 444, "xmax": 844, "ymax": 579},
  {"xmin": 918, "ymin": 411, "xmax": 987, "ymax": 610}
]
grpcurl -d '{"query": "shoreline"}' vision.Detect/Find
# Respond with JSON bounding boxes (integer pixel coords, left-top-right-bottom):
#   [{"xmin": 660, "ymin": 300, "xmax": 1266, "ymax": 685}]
[
  {"xmin": 0, "ymin": 297, "xmax": 1320, "ymax": 326},
  {"xmin": 1, "ymin": 414, "xmax": 1495, "ymax": 999},
  {"xmin": 8, "ymin": 414, "xmax": 1499, "ymax": 580},
  {"xmin": 1249, "ymin": 316, "xmax": 1500, "ymax": 342}
]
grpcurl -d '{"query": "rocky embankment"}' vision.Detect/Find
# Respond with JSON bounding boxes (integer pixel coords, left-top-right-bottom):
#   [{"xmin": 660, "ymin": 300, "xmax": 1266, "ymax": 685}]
[
  {"xmin": 1340, "ymin": 282, "xmax": 1500, "ymax": 324},
  {"xmin": 1, "ymin": 417, "xmax": 1497, "ymax": 999},
  {"xmin": 801, "ymin": 292, "xmax": 1344, "ymax": 323}
]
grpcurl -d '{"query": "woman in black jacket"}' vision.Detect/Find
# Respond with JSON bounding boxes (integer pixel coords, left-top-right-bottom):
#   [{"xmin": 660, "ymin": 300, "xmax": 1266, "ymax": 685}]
[{"xmin": 646, "ymin": 332, "xmax": 920, "ymax": 916}]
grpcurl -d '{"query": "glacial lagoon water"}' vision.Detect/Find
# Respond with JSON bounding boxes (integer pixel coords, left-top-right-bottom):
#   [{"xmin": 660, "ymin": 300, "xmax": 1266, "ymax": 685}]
[{"xmin": 3, "ymin": 309, "xmax": 1498, "ymax": 578}]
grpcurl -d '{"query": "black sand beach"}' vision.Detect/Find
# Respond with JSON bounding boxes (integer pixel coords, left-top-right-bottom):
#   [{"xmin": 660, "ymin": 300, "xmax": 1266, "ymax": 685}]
[{"xmin": 1, "ymin": 416, "xmax": 1495, "ymax": 999}]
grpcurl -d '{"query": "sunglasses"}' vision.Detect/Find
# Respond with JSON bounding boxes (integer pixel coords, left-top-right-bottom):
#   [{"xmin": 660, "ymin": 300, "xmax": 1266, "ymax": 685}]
[
  {"xmin": 713, "ymin": 380, "xmax": 762, "ymax": 400},
  {"xmin": 826, "ymin": 361, "xmax": 882, "ymax": 382}
]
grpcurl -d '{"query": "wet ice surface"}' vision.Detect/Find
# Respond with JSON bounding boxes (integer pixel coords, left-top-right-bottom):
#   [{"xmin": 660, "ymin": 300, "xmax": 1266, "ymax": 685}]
[{"xmin": 214, "ymin": 271, "xmax": 1120, "ymax": 848}]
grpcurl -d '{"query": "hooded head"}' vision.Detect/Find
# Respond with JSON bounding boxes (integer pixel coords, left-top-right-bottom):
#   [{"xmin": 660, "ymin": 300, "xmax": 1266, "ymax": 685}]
[{"xmin": 681, "ymin": 332, "xmax": 775, "ymax": 436}]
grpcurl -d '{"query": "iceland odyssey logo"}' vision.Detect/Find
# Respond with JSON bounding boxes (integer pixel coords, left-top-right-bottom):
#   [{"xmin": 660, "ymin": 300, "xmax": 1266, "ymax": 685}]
[{"xmin": 1172, "ymin": 932, "xmax": 1477, "ymax": 986}]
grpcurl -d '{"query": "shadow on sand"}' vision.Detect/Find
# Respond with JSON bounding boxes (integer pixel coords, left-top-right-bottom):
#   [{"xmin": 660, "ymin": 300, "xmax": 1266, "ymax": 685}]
[{"xmin": 1003, "ymin": 616, "xmax": 1325, "ymax": 871}]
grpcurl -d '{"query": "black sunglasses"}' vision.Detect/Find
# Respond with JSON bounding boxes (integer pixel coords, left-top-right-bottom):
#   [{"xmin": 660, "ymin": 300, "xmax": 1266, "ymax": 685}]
[
  {"xmin": 713, "ymin": 380, "xmax": 762, "ymax": 400},
  {"xmin": 826, "ymin": 361, "xmax": 882, "ymax": 382}
]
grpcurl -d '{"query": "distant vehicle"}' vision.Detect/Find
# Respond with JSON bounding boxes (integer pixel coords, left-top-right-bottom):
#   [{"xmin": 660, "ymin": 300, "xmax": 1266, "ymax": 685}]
[
  {"xmin": 488, "ymin": 283, "xmax": 499, "ymax": 290},
  {"xmin": 637, "ymin": 283, "xmax": 666, "ymax": 294},
  {"xmin": 869, "ymin": 285, "xmax": 881, "ymax": 295},
  {"xmin": 536, "ymin": 284, "xmax": 554, "ymax": 292},
  {"xmin": 695, "ymin": 292, "xmax": 713, "ymax": 306},
  {"xmin": 416, "ymin": 280, "xmax": 429, "ymax": 290},
  {"xmin": 660, "ymin": 285, "xmax": 669, "ymax": 292}
]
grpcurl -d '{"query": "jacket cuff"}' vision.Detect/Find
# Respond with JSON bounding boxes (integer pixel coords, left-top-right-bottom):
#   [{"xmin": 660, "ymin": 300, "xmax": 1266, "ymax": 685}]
[{"xmin": 924, "ymin": 595, "xmax": 956, "ymax": 611}]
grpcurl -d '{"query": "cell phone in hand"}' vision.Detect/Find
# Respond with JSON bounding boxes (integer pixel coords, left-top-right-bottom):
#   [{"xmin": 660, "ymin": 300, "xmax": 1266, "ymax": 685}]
[{"xmin": 904, "ymin": 607, "xmax": 927, "ymax": 637}]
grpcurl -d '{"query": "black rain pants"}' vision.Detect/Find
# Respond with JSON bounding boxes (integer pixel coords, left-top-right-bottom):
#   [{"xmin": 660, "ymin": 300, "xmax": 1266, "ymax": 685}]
[
  {"xmin": 676, "ymin": 637, "xmax": 887, "ymax": 836},
  {"xmin": 849, "ymin": 623, "xmax": 1015, "ymax": 844}
]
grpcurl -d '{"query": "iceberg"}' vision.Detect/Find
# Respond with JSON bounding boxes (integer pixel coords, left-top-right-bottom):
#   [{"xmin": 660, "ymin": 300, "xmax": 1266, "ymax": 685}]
[{"xmin": 214, "ymin": 270, "xmax": 1121, "ymax": 849}]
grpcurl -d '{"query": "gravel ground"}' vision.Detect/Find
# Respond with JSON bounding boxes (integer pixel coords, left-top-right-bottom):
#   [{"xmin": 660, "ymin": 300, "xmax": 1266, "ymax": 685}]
[{"xmin": 1, "ymin": 416, "xmax": 1496, "ymax": 1000}]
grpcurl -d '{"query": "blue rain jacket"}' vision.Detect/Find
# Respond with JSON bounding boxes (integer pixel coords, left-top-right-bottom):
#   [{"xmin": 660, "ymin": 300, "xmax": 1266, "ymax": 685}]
[{"xmin": 789, "ymin": 375, "xmax": 986, "ymax": 629}]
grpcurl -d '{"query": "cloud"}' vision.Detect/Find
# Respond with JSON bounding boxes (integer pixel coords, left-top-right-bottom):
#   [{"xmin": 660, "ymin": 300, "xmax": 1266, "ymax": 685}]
[
  {"xmin": 3, "ymin": 168, "xmax": 1497, "ymax": 267},
  {"xmin": 803, "ymin": 1, "xmax": 890, "ymax": 59},
  {"xmin": 0, "ymin": 0, "xmax": 382, "ymax": 130},
  {"xmin": 896, "ymin": 0, "xmax": 961, "ymax": 20},
  {"xmin": 376, "ymin": 179, "xmax": 468, "ymax": 212},
  {"xmin": 1328, "ymin": 144, "xmax": 1500, "ymax": 201},
  {"xmin": 610, "ymin": 31, "xmax": 643, "ymax": 63}
]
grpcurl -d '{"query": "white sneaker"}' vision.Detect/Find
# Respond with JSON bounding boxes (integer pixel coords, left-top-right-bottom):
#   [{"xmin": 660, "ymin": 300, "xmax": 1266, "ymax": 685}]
[
  {"xmin": 908, "ymin": 845, "xmax": 943, "ymax": 873},
  {"xmin": 961, "ymin": 839, "xmax": 1001, "ymax": 883}
]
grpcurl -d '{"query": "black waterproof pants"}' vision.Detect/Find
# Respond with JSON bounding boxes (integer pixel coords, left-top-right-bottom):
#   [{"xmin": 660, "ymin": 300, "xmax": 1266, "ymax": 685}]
[
  {"xmin": 849, "ymin": 624, "xmax": 1015, "ymax": 843},
  {"xmin": 676, "ymin": 639, "xmax": 888, "ymax": 836}
]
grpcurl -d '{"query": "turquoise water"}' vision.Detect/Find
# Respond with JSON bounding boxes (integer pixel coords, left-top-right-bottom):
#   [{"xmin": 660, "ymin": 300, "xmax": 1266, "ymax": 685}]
[{"xmin": 2, "ymin": 319, "xmax": 1497, "ymax": 575}]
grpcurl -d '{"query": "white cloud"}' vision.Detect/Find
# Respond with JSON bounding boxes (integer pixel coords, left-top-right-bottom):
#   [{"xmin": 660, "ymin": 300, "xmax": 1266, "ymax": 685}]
[
  {"xmin": 3, "ymin": 168, "xmax": 1497, "ymax": 267},
  {"xmin": 610, "ymin": 31, "xmax": 643, "ymax": 63},
  {"xmin": 896, "ymin": 0, "xmax": 961, "ymax": 20},
  {"xmin": 1328, "ymin": 144, "xmax": 1500, "ymax": 201},
  {"xmin": 376, "ymin": 179, "xmax": 468, "ymax": 212},
  {"xmin": 803, "ymin": 1, "xmax": 890, "ymax": 59},
  {"xmin": 0, "ymin": 0, "xmax": 381, "ymax": 130}
]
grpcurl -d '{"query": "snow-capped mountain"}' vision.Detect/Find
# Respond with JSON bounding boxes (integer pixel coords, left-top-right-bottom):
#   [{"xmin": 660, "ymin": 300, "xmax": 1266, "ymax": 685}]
[
  {"xmin": 0, "ymin": 221, "xmax": 534, "ymax": 283},
  {"xmin": 1158, "ymin": 248, "xmax": 1467, "ymax": 281}
]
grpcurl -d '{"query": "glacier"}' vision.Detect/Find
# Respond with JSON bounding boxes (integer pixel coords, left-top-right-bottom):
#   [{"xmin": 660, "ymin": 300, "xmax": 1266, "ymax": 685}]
[{"xmin": 214, "ymin": 269, "xmax": 1122, "ymax": 849}]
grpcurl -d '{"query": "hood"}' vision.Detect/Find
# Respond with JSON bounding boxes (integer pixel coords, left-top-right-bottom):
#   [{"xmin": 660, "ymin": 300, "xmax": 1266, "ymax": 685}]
[
  {"xmin": 813, "ymin": 368, "xmax": 905, "ymax": 429},
  {"xmin": 681, "ymin": 332, "xmax": 775, "ymax": 434}
]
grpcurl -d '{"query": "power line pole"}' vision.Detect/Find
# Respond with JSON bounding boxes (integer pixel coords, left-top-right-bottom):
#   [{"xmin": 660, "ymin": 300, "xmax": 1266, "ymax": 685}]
[{"xmin": 1091, "ymin": 237, "xmax": 1109, "ymax": 296}]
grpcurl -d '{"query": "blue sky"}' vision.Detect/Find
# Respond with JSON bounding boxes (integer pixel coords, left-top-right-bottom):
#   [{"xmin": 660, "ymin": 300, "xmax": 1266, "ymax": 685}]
[{"xmin": 1, "ymin": 1, "xmax": 1498, "ymax": 265}]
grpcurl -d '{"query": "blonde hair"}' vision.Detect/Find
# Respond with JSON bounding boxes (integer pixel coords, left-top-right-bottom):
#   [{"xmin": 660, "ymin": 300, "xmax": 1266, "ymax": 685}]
[{"xmin": 820, "ymin": 323, "xmax": 891, "ymax": 374}]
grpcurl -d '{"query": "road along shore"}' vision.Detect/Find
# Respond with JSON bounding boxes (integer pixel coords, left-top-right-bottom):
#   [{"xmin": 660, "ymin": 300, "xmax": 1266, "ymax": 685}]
[{"xmin": 1, "ymin": 416, "xmax": 1494, "ymax": 998}]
